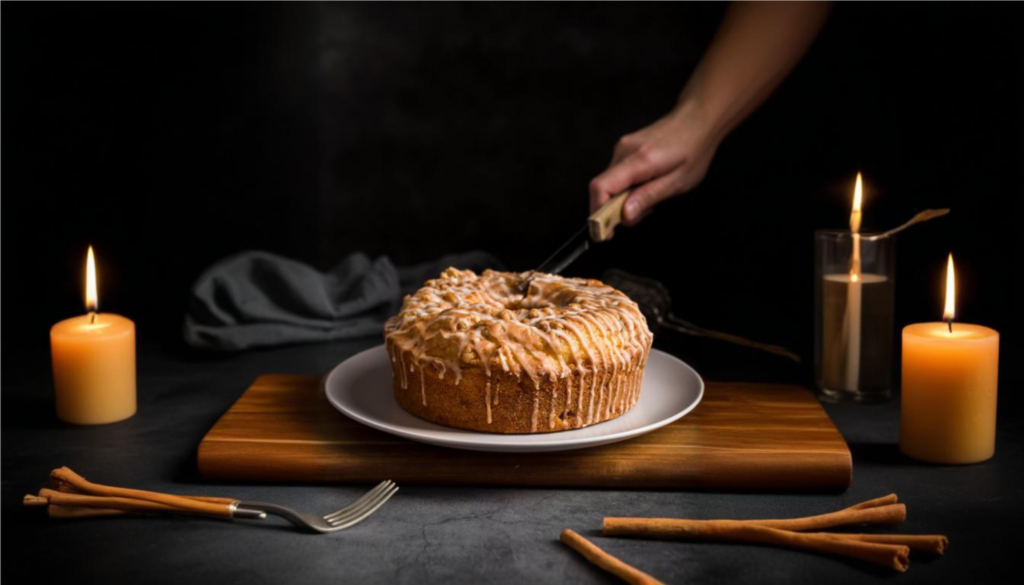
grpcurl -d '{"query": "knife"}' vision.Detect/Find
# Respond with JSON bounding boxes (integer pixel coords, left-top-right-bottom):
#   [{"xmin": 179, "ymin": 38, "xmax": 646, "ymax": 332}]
[{"xmin": 526, "ymin": 191, "xmax": 630, "ymax": 279}]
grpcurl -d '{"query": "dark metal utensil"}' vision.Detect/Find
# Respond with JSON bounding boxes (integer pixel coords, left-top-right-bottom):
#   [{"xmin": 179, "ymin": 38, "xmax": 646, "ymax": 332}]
[
  {"xmin": 532, "ymin": 226, "xmax": 590, "ymax": 277},
  {"xmin": 520, "ymin": 192, "xmax": 630, "ymax": 292},
  {"xmin": 601, "ymin": 268, "xmax": 802, "ymax": 363}
]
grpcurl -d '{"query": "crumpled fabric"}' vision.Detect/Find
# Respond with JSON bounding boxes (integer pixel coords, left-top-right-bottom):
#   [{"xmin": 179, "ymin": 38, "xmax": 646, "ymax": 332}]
[{"xmin": 183, "ymin": 250, "xmax": 502, "ymax": 351}]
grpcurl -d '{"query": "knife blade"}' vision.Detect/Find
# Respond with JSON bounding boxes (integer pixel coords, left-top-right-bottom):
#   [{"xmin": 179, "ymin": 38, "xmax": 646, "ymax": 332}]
[
  {"xmin": 534, "ymin": 226, "xmax": 590, "ymax": 276},
  {"xmin": 526, "ymin": 191, "xmax": 630, "ymax": 277}
]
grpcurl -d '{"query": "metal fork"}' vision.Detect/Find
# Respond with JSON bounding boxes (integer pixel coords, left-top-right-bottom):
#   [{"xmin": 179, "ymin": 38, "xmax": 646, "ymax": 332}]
[{"xmin": 238, "ymin": 480, "xmax": 398, "ymax": 534}]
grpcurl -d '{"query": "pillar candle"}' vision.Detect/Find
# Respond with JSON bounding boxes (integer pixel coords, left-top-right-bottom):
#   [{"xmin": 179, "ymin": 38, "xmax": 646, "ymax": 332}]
[
  {"xmin": 900, "ymin": 254, "xmax": 999, "ymax": 464},
  {"xmin": 50, "ymin": 246, "xmax": 136, "ymax": 425},
  {"xmin": 51, "ymin": 313, "xmax": 137, "ymax": 425}
]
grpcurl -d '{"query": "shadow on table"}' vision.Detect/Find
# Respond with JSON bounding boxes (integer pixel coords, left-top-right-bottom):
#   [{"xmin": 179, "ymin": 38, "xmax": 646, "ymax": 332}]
[
  {"xmin": 848, "ymin": 442, "xmax": 908, "ymax": 465},
  {"xmin": 2, "ymin": 395, "xmax": 70, "ymax": 431}
]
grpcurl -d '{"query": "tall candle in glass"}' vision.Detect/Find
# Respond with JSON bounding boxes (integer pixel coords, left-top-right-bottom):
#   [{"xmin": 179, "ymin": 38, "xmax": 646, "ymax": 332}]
[
  {"xmin": 814, "ymin": 176, "xmax": 895, "ymax": 402},
  {"xmin": 815, "ymin": 231, "xmax": 895, "ymax": 401}
]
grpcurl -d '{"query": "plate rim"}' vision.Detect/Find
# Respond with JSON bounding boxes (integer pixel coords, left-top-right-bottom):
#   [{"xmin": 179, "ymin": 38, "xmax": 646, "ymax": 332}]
[{"xmin": 323, "ymin": 344, "xmax": 704, "ymax": 452}]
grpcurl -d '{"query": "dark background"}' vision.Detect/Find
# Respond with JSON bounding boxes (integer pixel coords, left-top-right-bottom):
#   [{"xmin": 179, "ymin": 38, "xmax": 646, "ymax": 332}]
[
  {"xmin": 3, "ymin": 5, "xmax": 1024, "ymax": 584},
  {"xmin": 3, "ymin": 2, "xmax": 1020, "ymax": 388}
]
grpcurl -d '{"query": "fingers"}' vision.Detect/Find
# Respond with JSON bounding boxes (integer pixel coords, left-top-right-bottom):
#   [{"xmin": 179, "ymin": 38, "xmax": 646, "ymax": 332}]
[
  {"xmin": 610, "ymin": 133, "xmax": 640, "ymax": 166},
  {"xmin": 621, "ymin": 166, "xmax": 693, "ymax": 226},
  {"xmin": 589, "ymin": 149, "xmax": 662, "ymax": 214},
  {"xmin": 621, "ymin": 172, "xmax": 677, "ymax": 226}
]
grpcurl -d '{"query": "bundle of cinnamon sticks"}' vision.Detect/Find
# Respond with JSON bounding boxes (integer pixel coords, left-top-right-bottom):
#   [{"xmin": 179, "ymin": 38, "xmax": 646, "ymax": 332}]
[
  {"xmin": 23, "ymin": 467, "xmax": 246, "ymax": 519},
  {"xmin": 561, "ymin": 494, "xmax": 947, "ymax": 584}
]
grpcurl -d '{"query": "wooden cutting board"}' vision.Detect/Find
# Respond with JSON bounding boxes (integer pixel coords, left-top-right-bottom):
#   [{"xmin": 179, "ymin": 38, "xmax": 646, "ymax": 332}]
[{"xmin": 198, "ymin": 374, "xmax": 851, "ymax": 490}]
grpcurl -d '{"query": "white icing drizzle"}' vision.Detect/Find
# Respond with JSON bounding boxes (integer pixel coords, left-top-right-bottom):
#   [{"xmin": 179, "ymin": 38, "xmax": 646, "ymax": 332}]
[
  {"xmin": 397, "ymin": 346, "xmax": 408, "ymax": 389},
  {"xmin": 577, "ymin": 369, "xmax": 585, "ymax": 417},
  {"xmin": 383, "ymin": 268, "xmax": 653, "ymax": 429},
  {"xmin": 549, "ymin": 385, "xmax": 557, "ymax": 429},
  {"xmin": 530, "ymin": 395, "xmax": 540, "ymax": 432},
  {"xmin": 626, "ymin": 368, "xmax": 634, "ymax": 405},
  {"xmin": 485, "ymin": 381, "xmax": 492, "ymax": 424},
  {"xmin": 607, "ymin": 376, "xmax": 617, "ymax": 417},
  {"xmin": 420, "ymin": 368, "xmax": 427, "ymax": 406}
]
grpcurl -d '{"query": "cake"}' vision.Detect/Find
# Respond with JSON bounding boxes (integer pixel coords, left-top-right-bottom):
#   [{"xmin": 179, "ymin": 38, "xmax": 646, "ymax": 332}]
[{"xmin": 383, "ymin": 268, "xmax": 653, "ymax": 433}]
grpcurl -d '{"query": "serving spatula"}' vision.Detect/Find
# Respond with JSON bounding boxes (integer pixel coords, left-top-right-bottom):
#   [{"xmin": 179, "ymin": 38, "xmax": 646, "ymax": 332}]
[{"xmin": 601, "ymin": 268, "xmax": 801, "ymax": 362}]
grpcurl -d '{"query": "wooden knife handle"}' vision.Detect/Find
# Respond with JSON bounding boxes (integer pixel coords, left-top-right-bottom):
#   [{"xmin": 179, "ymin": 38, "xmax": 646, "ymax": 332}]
[{"xmin": 588, "ymin": 191, "xmax": 630, "ymax": 242}]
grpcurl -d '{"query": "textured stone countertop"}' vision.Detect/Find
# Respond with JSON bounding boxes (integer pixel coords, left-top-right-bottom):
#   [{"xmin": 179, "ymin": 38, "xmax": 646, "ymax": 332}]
[{"xmin": 3, "ymin": 337, "xmax": 1020, "ymax": 584}]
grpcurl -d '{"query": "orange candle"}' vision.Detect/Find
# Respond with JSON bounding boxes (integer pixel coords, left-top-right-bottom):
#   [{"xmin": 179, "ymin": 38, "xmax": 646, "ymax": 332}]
[
  {"xmin": 900, "ymin": 254, "xmax": 999, "ymax": 464},
  {"xmin": 51, "ymin": 246, "xmax": 136, "ymax": 425}
]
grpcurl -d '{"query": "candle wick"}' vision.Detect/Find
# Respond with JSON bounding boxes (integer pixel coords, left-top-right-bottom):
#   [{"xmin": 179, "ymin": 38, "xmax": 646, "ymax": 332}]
[
  {"xmin": 89, "ymin": 312, "xmax": 97, "ymax": 325},
  {"xmin": 947, "ymin": 318, "xmax": 953, "ymax": 334}
]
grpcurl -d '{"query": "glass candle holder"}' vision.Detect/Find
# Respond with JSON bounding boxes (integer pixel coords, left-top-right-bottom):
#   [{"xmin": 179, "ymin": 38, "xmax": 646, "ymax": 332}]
[{"xmin": 814, "ymin": 230, "xmax": 896, "ymax": 402}]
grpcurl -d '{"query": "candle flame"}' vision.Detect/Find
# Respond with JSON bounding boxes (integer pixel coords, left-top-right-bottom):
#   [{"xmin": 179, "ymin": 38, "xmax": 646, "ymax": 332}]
[
  {"xmin": 850, "ymin": 172, "xmax": 863, "ymax": 234},
  {"xmin": 943, "ymin": 253, "xmax": 955, "ymax": 324},
  {"xmin": 85, "ymin": 245, "xmax": 98, "ymax": 313},
  {"xmin": 848, "ymin": 172, "xmax": 864, "ymax": 280}
]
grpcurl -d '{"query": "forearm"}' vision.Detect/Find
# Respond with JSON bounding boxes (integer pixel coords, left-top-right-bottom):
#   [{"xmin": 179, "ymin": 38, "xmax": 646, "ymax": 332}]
[
  {"xmin": 681, "ymin": 1, "xmax": 832, "ymax": 141},
  {"xmin": 588, "ymin": 1, "xmax": 831, "ymax": 224}
]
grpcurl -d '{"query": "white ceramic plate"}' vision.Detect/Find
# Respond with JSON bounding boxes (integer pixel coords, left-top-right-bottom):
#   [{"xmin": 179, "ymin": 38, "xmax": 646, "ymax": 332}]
[{"xmin": 323, "ymin": 344, "xmax": 704, "ymax": 453}]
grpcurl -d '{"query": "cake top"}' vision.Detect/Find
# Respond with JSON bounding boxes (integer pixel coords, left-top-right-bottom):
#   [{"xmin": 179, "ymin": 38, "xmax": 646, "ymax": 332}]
[{"xmin": 384, "ymin": 268, "xmax": 653, "ymax": 388}]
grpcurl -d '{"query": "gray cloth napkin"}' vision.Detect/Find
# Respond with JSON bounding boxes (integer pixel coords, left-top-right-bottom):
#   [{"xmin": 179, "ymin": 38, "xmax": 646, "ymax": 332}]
[{"xmin": 184, "ymin": 250, "xmax": 502, "ymax": 351}]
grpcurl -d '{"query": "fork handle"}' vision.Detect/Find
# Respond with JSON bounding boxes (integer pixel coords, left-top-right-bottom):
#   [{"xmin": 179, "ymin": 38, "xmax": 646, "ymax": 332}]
[
  {"xmin": 236, "ymin": 501, "xmax": 320, "ymax": 532},
  {"xmin": 42, "ymin": 503, "xmax": 266, "ymax": 520}
]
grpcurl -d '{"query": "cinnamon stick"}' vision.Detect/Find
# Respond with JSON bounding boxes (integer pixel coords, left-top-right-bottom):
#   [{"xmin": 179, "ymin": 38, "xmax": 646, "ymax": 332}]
[
  {"xmin": 604, "ymin": 519, "xmax": 909, "ymax": 572},
  {"xmin": 23, "ymin": 494, "xmax": 49, "ymax": 507},
  {"xmin": 28, "ymin": 491, "xmax": 201, "ymax": 521},
  {"xmin": 846, "ymin": 494, "xmax": 898, "ymax": 510},
  {"xmin": 38, "ymin": 488, "xmax": 233, "ymax": 518},
  {"xmin": 743, "ymin": 504, "xmax": 907, "ymax": 532},
  {"xmin": 50, "ymin": 467, "xmax": 236, "ymax": 511},
  {"xmin": 561, "ymin": 529, "xmax": 665, "ymax": 585},
  {"xmin": 48, "ymin": 504, "xmax": 129, "ymax": 519},
  {"xmin": 51, "ymin": 479, "xmax": 231, "ymax": 505},
  {"xmin": 817, "ymin": 533, "xmax": 947, "ymax": 555},
  {"xmin": 605, "ymin": 504, "xmax": 906, "ymax": 539}
]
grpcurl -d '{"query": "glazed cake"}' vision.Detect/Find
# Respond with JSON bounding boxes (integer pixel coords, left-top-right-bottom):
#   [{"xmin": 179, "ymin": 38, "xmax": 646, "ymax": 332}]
[{"xmin": 384, "ymin": 268, "xmax": 653, "ymax": 433}]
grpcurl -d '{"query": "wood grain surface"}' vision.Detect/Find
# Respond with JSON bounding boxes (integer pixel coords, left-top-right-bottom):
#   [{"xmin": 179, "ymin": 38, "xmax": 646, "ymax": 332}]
[{"xmin": 198, "ymin": 375, "xmax": 851, "ymax": 490}]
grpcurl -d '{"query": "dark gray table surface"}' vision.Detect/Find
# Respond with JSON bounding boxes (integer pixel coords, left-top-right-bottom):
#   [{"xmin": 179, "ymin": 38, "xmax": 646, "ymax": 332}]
[{"xmin": 3, "ymin": 337, "xmax": 1021, "ymax": 584}]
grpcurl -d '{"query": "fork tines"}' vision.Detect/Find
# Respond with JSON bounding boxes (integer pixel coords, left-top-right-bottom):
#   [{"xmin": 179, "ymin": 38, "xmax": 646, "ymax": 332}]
[{"xmin": 324, "ymin": 480, "xmax": 398, "ymax": 528}]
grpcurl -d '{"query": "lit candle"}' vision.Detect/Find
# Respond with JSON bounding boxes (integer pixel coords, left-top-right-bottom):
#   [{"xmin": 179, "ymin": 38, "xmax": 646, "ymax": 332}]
[
  {"xmin": 50, "ymin": 246, "xmax": 137, "ymax": 425},
  {"xmin": 900, "ymin": 254, "xmax": 1000, "ymax": 464},
  {"xmin": 821, "ymin": 173, "xmax": 892, "ymax": 396},
  {"xmin": 844, "ymin": 172, "xmax": 864, "ymax": 389}
]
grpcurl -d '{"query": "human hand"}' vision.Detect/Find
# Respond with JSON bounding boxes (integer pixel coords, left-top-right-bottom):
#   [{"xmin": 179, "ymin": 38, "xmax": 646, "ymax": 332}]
[{"xmin": 589, "ymin": 101, "xmax": 722, "ymax": 231}]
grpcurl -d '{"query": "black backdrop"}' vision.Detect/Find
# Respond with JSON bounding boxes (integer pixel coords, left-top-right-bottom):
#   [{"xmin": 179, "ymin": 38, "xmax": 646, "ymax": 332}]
[{"xmin": 3, "ymin": 3, "xmax": 1020, "ymax": 387}]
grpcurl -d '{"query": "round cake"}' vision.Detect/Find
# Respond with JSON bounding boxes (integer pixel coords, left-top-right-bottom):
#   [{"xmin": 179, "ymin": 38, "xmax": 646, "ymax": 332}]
[{"xmin": 384, "ymin": 268, "xmax": 653, "ymax": 433}]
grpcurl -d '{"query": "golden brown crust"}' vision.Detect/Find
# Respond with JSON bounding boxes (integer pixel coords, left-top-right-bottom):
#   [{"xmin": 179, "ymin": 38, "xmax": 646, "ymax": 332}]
[
  {"xmin": 384, "ymin": 269, "xmax": 653, "ymax": 433},
  {"xmin": 390, "ymin": 341, "xmax": 647, "ymax": 433}
]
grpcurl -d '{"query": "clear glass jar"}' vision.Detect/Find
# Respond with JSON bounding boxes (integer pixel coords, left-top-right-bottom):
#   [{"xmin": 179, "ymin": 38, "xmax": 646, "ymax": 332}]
[{"xmin": 814, "ymin": 230, "xmax": 896, "ymax": 403}]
